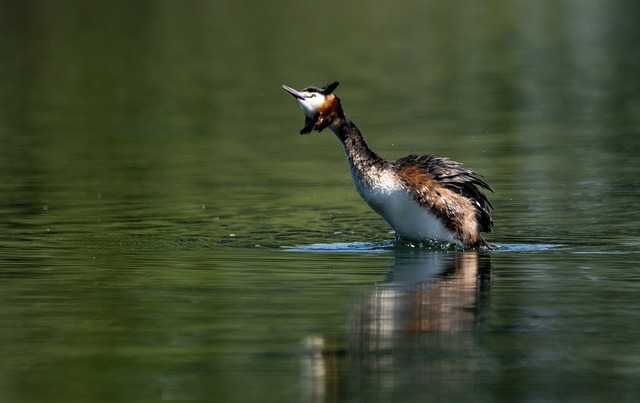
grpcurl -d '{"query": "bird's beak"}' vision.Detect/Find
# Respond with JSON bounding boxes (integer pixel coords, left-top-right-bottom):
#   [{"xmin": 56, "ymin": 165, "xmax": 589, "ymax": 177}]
[{"xmin": 282, "ymin": 85, "xmax": 305, "ymax": 100}]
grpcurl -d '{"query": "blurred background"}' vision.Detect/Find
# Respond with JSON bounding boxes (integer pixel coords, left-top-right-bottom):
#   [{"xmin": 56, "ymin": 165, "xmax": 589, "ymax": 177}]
[{"xmin": 1, "ymin": 1, "xmax": 640, "ymax": 402}]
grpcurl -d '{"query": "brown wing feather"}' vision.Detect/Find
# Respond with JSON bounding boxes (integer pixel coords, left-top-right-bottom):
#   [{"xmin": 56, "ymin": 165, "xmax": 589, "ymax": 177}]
[{"xmin": 395, "ymin": 154, "xmax": 494, "ymax": 233}]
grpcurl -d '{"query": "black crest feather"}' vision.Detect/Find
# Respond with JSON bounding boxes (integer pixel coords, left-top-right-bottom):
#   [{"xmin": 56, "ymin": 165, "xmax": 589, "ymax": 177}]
[{"xmin": 323, "ymin": 81, "xmax": 339, "ymax": 94}]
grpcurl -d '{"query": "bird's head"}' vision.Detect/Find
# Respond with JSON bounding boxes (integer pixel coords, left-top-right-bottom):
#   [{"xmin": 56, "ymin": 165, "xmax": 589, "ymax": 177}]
[{"xmin": 282, "ymin": 81, "xmax": 343, "ymax": 134}]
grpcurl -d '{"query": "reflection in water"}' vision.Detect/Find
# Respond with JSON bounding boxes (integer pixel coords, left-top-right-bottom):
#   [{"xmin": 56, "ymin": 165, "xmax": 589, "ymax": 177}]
[
  {"xmin": 301, "ymin": 250, "xmax": 492, "ymax": 401},
  {"xmin": 355, "ymin": 250, "xmax": 492, "ymax": 335}
]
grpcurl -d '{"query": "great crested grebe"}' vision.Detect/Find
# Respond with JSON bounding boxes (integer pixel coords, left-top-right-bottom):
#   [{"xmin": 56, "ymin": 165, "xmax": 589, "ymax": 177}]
[{"xmin": 282, "ymin": 81, "xmax": 494, "ymax": 249}]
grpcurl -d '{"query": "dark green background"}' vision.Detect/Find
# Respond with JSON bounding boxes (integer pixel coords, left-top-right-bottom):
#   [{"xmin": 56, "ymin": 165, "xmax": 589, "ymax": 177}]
[{"xmin": 2, "ymin": 1, "xmax": 640, "ymax": 401}]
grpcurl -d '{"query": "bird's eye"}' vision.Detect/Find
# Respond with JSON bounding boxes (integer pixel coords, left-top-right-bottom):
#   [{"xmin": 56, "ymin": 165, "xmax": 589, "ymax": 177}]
[{"xmin": 309, "ymin": 94, "xmax": 316, "ymax": 98}]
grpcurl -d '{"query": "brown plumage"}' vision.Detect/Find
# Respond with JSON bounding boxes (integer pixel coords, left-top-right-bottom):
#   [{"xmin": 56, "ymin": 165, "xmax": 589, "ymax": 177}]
[{"xmin": 395, "ymin": 156, "xmax": 493, "ymax": 247}]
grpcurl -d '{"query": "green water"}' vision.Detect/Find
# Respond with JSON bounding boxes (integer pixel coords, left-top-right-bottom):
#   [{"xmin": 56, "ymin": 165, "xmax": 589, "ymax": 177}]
[{"xmin": 2, "ymin": 1, "xmax": 640, "ymax": 402}]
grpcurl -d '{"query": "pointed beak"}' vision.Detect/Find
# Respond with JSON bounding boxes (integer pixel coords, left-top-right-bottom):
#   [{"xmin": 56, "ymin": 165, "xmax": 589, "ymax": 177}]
[{"xmin": 282, "ymin": 84, "xmax": 305, "ymax": 100}]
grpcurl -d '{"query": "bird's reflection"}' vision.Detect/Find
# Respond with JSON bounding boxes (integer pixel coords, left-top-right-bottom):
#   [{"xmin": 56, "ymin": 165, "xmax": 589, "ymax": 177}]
[
  {"xmin": 301, "ymin": 249, "xmax": 492, "ymax": 402},
  {"xmin": 353, "ymin": 249, "xmax": 492, "ymax": 338}
]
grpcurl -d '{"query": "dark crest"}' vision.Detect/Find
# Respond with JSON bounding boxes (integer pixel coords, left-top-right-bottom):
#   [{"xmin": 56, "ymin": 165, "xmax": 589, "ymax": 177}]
[
  {"xmin": 322, "ymin": 81, "xmax": 339, "ymax": 94},
  {"xmin": 301, "ymin": 81, "xmax": 339, "ymax": 95}
]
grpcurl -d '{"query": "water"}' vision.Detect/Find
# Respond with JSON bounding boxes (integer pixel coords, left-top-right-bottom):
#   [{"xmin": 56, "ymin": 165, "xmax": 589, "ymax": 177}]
[{"xmin": 2, "ymin": 0, "xmax": 640, "ymax": 401}]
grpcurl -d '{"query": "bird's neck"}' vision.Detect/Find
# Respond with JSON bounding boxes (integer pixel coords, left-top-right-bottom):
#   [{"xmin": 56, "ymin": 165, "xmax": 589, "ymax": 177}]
[{"xmin": 329, "ymin": 116, "xmax": 384, "ymax": 171}]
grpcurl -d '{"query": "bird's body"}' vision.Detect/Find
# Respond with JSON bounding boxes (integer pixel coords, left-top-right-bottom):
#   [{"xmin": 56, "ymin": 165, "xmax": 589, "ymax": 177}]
[{"xmin": 282, "ymin": 82, "xmax": 494, "ymax": 249}]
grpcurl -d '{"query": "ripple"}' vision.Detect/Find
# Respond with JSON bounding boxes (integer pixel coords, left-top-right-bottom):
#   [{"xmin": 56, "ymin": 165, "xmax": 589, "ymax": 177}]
[
  {"xmin": 282, "ymin": 241, "xmax": 394, "ymax": 253},
  {"xmin": 283, "ymin": 241, "xmax": 564, "ymax": 253},
  {"xmin": 489, "ymin": 243, "xmax": 564, "ymax": 252}
]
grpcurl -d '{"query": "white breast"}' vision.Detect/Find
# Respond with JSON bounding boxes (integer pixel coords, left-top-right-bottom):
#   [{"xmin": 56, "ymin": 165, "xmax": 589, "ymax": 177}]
[{"xmin": 350, "ymin": 167, "xmax": 460, "ymax": 246}]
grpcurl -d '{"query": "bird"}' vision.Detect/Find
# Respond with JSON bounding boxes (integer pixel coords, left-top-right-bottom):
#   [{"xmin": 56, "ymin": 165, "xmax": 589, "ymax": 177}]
[{"xmin": 282, "ymin": 81, "xmax": 494, "ymax": 249}]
